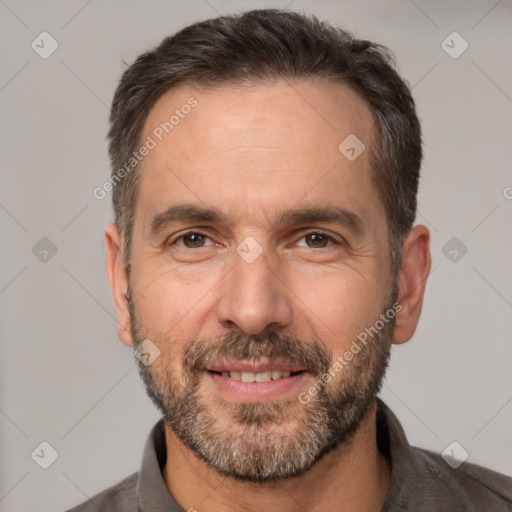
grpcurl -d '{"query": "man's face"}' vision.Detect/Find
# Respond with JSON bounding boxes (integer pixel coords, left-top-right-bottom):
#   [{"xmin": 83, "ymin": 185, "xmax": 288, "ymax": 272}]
[{"xmin": 126, "ymin": 80, "xmax": 396, "ymax": 481}]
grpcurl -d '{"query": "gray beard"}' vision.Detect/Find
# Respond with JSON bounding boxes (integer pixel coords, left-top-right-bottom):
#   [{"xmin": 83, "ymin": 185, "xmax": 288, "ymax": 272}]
[{"xmin": 129, "ymin": 294, "xmax": 394, "ymax": 482}]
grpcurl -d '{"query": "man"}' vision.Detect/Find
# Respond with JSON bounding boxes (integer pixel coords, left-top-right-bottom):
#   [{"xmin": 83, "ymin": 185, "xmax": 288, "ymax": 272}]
[{"xmin": 70, "ymin": 8, "xmax": 512, "ymax": 512}]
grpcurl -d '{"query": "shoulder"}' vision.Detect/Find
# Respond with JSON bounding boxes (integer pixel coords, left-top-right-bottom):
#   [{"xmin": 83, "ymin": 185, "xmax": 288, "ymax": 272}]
[
  {"xmin": 413, "ymin": 447, "xmax": 512, "ymax": 510},
  {"xmin": 378, "ymin": 399, "xmax": 512, "ymax": 511},
  {"xmin": 65, "ymin": 472, "xmax": 139, "ymax": 512}
]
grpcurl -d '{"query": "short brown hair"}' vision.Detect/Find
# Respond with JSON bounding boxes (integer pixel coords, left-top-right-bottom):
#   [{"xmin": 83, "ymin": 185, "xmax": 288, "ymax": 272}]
[{"xmin": 108, "ymin": 8, "xmax": 422, "ymax": 274}]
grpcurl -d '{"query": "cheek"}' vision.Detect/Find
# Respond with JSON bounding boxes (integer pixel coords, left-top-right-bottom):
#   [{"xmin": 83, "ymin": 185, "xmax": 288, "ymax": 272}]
[
  {"xmin": 291, "ymin": 273, "xmax": 387, "ymax": 353},
  {"xmin": 131, "ymin": 263, "xmax": 219, "ymax": 340}
]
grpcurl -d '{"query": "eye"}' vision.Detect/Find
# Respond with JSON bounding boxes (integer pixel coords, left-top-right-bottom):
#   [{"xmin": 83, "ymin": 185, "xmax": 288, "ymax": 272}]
[
  {"xmin": 296, "ymin": 232, "xmax": 338, "ymax": 248},
  {"xmin": 171, "ymin": 231, "xmax": 213, "ymax": 249}
]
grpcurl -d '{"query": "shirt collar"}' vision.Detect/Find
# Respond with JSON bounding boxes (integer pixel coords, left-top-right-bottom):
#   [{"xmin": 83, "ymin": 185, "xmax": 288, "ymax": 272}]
[{"xmin": 137, "ymin": 419, "xmax": 183, "ymax": 511}]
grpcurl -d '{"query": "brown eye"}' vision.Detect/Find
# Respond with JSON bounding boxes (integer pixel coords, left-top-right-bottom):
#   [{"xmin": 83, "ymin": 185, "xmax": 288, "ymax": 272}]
[
  {"xmin": 183, "ymin": 233, "xmax": 204, "ymax": 249},
  {"xmin": 181, "ymin": 233, "xmax": 208, "ymax": 248},
  {"xmin": 304, "ymin": 233, "xmax": 330, "ymax": 248}
]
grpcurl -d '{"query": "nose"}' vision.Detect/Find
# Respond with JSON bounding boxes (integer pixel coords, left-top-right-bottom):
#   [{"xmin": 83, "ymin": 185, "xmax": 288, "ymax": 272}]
[{"xmin": 216, "ymin": 248, "xmax": 293, "ymax": 336}]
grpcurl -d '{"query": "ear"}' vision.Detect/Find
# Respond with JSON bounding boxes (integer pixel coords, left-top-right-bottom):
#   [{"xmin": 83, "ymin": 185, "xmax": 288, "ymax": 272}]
[
  {"xmin": 392, "ymin": 224, "xmax": 431, "ymax": 345},
  {"xmin": 105, "ymin": 223, "xmax": 134, "ymax": 347}
]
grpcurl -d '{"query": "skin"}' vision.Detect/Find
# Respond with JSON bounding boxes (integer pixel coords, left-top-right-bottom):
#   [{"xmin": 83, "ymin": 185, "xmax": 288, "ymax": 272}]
[{"xmin": 105, "ymin": 79, "xmax": 431, "ymax": 511}]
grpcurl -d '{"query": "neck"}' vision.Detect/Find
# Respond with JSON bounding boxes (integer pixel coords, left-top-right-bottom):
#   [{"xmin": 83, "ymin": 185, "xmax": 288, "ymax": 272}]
[{"xmin": 163, "ymin": 401, "xmax": 390, "ymax": 512}]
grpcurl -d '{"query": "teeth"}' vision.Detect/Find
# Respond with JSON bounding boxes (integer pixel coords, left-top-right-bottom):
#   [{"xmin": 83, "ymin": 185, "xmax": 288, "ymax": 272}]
[
  {"xmin": 241, "ymin": 371, "xmax": 254, "ymax": 383},
  {"xmin": 255, "ymin": 371, "xmax": 272, "ymax": 382},
  {"xmin": 227, "ymin": 370, "xmax": 292, "ymax": 381}
]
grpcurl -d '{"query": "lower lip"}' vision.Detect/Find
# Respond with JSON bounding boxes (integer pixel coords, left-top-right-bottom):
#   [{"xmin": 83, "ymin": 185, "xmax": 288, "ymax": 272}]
[{"xmin": 205, "ymin": 371, "xmax": 309, "ymax": 401}]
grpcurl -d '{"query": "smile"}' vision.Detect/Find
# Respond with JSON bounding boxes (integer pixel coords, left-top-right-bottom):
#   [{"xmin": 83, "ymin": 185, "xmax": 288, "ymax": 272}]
[
  {"xmin": 205, "ymin": 361, "xmax": 309, "ymax": 400},
  {"xmin": 215, "ymin": 370, "xmax": 297, "ymax": 382}
]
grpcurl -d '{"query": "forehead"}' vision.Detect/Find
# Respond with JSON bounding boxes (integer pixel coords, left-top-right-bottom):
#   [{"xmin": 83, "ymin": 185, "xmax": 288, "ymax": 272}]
[
  {"xmin": 136, "ymin": 79, "xmax": 381, "ymax": 227},
  {"xmin": 142, "ymin": 79, "xmax": 374, "ymax": 155}
]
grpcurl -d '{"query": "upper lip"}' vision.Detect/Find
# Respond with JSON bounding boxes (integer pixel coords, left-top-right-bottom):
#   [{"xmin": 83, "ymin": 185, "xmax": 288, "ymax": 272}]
[{"xmin": 206, "ymin": 360, "xmax": 307, "ymax": 373}]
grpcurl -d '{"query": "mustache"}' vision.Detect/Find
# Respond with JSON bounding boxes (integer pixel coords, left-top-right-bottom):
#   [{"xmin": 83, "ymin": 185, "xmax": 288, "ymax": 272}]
[{"xmin": 183, "ymin": 331, "xmax": 332, "ymax": 377}]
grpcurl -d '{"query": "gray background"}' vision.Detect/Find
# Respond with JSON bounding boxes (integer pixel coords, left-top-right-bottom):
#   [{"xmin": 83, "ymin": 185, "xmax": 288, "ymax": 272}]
[{"xmin": 1, "ymin": 0, "xmax": 511, "ymax": 511}]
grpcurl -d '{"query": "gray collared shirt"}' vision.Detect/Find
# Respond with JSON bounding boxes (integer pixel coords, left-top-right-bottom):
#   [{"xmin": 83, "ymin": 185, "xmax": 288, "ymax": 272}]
[{"xmin": 67, "ymin": 399, "xmax": 512, "ymax": 511}]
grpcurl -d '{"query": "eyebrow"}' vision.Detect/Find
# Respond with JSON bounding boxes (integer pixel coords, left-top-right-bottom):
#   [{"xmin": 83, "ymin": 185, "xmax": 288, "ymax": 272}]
[{"xmin": 149, "ymin": 203, "xmax": 365, "ymax": 238}]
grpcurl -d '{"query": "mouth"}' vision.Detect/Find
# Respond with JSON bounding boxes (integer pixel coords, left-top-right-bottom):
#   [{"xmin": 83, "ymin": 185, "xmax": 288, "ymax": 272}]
[
  {"xmin": 204, "ymin": 361, "xmax": 310, "ymax": 400},
  {"xmin": 208, "ymin": 369, "xmax": 306, "ymax": 382}
]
